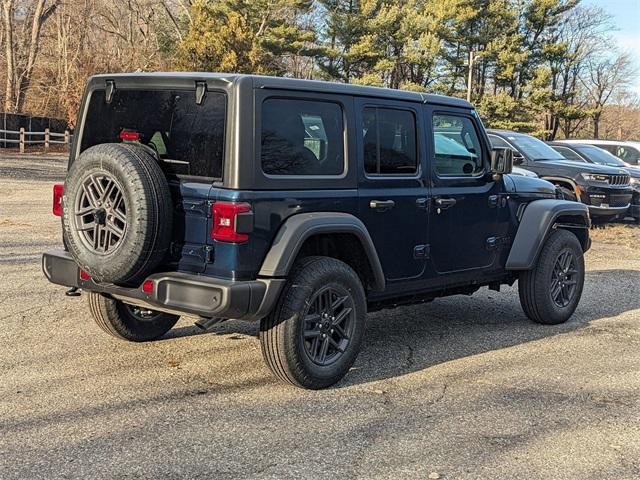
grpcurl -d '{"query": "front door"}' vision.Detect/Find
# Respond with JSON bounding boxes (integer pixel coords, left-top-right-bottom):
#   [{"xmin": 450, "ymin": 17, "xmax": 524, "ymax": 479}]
[
  {"xmin": 356, "ymin": 98, "xmax": 429, "ymax": 282},
  {"xmin": 426, "ymin": 109, "xmax": 502, "ymax": 274}
]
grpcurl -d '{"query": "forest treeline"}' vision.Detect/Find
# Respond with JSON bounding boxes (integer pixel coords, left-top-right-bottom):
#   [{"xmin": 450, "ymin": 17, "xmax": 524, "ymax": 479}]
[{"xmin": 1, "ymin": 0, "xmax": 638, "ymax": 139}]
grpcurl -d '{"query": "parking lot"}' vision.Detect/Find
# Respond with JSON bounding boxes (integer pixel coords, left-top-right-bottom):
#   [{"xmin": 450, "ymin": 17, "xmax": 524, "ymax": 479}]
[{"xmin": 1, "ymin": 153, "xmax": 639, "ymax": 479}]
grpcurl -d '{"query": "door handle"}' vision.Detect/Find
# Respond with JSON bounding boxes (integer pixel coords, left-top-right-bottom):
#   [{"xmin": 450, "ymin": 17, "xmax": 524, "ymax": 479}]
[
  {"xmin": 434, "ymin": 197, "xmax": 457, "ymax": 209},
  {"xmin": 369, "ymin": 199, "xmax": 395, "ymax": 211}
]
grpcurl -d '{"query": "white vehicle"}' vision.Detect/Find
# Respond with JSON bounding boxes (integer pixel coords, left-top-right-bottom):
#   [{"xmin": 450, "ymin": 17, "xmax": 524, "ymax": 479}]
[{"xmin": 555, "ymin": 139, "xmax": 640, "ymax": 166}]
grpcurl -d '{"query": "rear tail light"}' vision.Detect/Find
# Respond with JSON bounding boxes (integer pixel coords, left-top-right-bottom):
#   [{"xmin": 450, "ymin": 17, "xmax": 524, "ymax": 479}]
[
  {"xmin": 79, "ymin": 270, "xmax": 90, "ymax": 280},
  {"xmin": 211, "ymin": 201, "xmax": 252, "ymax": 243},
  {"xmin": 119, "ymin": 130, "xmax": 140, "ymax": 142},
  {"xmin": 53, "ymin": 184, "xmax": 64, "ymax": 216}
]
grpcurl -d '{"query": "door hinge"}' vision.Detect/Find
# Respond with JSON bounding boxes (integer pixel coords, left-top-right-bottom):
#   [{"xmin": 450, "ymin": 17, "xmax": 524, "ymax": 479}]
[
  {"xmin": 486, "ymin": 236, "xmax": 511, "ymax": 251},
  {"xmin": 177, "ymin": 200, "xmax": 211, "ymax": 217},
  {"xmin": 195, "ymin": 81, "xmax": 208, "ymax": 105},
  {"xmin": 488, "ymin": 194, "xmax": 508, "ymax": 208},
  {"xmin": 413, "ymin": 244, "xmax": 430, "ymax": 259}
]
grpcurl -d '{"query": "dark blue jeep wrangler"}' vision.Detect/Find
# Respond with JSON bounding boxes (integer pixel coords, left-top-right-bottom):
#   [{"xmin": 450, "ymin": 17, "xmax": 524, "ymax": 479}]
[{"xmin": 43, "ymin": 73, "xmax": 591, "ymax": 389}]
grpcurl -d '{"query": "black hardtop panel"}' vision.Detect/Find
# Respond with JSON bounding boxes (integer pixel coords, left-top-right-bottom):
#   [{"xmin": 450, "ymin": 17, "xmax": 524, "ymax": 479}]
[{"xmin": 87, "ymin": 72, "xmax": 472, "ymax": 108}]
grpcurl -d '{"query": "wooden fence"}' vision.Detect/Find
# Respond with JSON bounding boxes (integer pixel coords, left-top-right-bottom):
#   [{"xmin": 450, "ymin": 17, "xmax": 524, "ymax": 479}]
[{"xmin": 0, "ymin": 128, "xmax": 73, "ymax": 153}]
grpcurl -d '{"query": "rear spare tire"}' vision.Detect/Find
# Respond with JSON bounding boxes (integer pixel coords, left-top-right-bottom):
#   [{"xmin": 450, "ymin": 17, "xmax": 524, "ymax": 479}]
[{"xmin": 62, "ymin": 143, "xmax": 172, "ymax": 285}]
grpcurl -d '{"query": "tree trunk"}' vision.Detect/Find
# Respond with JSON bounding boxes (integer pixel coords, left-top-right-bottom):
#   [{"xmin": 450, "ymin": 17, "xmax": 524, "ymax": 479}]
[
  {"xmin": 593, "ymin": 113, "xmax": 601, "ymax": 139},
  {"xmin": 2, "ymin": 0, "xmax": 15, "ymax": 112},
  {"xmin": 15, "ymin": 0, "xmax": 59, "ymax": 113}
]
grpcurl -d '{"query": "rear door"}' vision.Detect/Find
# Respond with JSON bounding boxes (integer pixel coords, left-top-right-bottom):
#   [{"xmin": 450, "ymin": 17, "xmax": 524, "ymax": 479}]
[
  {"xmin": 79, "ymin": 85, "xmax": 228, "ymax": 274},
  {"xmin": 355, "ymin": 98, "xmax": 429, "ymax": 283}
]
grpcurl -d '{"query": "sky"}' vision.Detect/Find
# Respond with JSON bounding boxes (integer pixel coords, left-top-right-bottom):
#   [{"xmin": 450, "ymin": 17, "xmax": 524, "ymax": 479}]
[{"xmin": 585, "ymin": 0, "xmax": 640, "ymax": 94}]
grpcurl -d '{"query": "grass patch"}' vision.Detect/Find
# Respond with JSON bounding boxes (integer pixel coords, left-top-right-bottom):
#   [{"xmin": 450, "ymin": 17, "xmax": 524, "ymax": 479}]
[{"xmin": 589, "ymin": 223, "xmax": 639, "ymax": 248}]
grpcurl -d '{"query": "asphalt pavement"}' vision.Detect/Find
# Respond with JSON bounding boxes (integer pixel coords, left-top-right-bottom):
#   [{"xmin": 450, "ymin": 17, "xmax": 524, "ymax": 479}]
[{"xmin": 1, "ymin": 153, "xmax": 638, "ymax": 479}]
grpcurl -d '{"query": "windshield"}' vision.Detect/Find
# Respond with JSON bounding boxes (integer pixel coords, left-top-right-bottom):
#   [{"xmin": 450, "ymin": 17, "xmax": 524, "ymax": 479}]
[
  {"xmin": 507, "ymin": 134, "xmax": 566, "ymax": 161},
  {"xmin": 575, "ymin": 145, "xmax": 627, "ymax": 167},
  {"xmin": 81, "ymin": 89, "xmax": 226, "ymax": 178},
  {"xmin": 434, "ymin": 132, "xmax": 478, "ymax": 158}
]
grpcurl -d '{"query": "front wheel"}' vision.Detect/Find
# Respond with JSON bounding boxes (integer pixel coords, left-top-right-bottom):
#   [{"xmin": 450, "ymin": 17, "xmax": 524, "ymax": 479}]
[
  {"xmin": 260, "ymin": 256, "xmax": 366, "ymax": 389},
  {"xmin": 518, "ymin": 229, "xmax": 585, "ymax": 325},
  {"xmin": 88, "ymin": 292, "xmax": 179, "ymax": 341}
]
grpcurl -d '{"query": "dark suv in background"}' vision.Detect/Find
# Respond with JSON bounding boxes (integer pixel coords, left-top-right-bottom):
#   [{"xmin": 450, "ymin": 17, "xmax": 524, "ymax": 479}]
[
  {"xmin": 488, "ymin": 130, "xmax": 632, "ymax": 222},
  {"xmin": 43, "ymin": 74, "xmax": 591, "ymax": 389},
  {"xmin": 549, "ymin": 142, "xmax": 640, "ymax": 222}
]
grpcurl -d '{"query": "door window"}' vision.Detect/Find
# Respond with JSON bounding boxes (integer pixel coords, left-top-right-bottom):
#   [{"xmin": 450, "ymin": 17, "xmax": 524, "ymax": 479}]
[
  {"xmin": 433, "ymin": 114, "xmax": 484, "ymax": 176},
  {"xmin": 261, "ymin": 99, "xmax": 344, "ymax": 176},
  {"xmin": 362, "ymin": 107, "xmax": 418, "ymax": 175}
]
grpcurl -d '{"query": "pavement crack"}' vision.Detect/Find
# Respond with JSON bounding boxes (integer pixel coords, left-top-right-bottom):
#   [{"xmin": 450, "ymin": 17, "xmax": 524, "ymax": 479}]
[{"xmin": 403, "ymin": 341, "xmax": 415, "ymax": 370}]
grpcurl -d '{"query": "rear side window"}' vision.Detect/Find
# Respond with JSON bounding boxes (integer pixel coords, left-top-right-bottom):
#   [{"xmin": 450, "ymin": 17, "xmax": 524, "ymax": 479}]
[
  {"xmin": 261, "ymin": 99, "xmax": 344, "ymax": 176},
  {"xmin": 81, "ymin": 89, "xmax": 226, "ymax": 178},
  {"xmin": 616, "ymin": 146, "xmax": 640, "ymax": 163},
  {"xmin": 363, "ymin": 107, "xmax": 417, "ymax": 175},
  {"xmin": 433, "ymin": 114, "xmax": 484, "ymax": 176},
  {"xmin": 489, "ymin": 135, "xmax": 510, "ymax": 149},
  {"xmin": 551, "ymin": 146, "xmax": 585, "ymax": 162}
]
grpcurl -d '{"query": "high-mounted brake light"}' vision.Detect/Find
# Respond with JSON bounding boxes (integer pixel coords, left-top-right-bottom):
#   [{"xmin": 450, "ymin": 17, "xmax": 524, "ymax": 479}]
[
  {"xmin": 211, "ymin": 202, "xmax": 252, "ymax": 243},
  {"xmin": 119, "ymin": 130, "xmax": 140, "ymax": 142},
  {"xmin": 53, "ymin": 184, "xmax": 64, "ymax": 216}
]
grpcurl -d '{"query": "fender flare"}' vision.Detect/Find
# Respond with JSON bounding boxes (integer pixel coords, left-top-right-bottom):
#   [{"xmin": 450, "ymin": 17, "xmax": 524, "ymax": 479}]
[
  {"xmin": 259, "ymin": 212, "xmax": 386, "ymax": 291},
  {"xmin": 506, "ymin": 199, "xmax": 590, "ymax": 270}
]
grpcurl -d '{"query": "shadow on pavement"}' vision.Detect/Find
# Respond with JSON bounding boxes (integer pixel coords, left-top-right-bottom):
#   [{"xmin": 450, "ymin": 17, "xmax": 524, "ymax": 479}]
[{"xmin": 159, "ymin": 268, "xmax": 640, "ymax": 388}]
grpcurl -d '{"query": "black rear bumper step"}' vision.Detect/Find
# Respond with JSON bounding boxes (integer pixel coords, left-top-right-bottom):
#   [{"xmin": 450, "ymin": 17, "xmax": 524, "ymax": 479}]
[{"xmin": 42, "ymin": 250, "xmax": 283, "ymax": 321}]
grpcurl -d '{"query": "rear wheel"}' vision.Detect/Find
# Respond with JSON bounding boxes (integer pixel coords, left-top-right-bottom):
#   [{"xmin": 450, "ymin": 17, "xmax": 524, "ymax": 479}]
[
  {"xmin": 519, "ymin": 229, "xmax": 585, "ymax": 325},
  {"xmin": 260, "ymin": 256, "xmax": 366, "ymax": 389},
  {"xmin": 88, "ymin": 292, "xmax": 178, "ymax": 342}
]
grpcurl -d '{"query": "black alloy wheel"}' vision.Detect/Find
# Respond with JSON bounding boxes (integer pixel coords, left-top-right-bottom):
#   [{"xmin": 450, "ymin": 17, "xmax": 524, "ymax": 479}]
[
  {"xmin": 302, "ymin": 285, "xmax": 356, "ymax": 366},
  {"xmin": 549, "ymin": 250, "xmax": 578, "ymax": 307}
]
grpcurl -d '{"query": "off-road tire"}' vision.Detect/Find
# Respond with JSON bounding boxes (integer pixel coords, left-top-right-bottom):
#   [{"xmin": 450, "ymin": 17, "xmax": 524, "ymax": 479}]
[
  {"xmin": 260, "ymin": 256, "xmax": 366, "ymax": 389},
  {"xmin": 519, "ymin": 229, "xmax": 585, "ymax": 325},
  {"xmin": 62, "ymin": 143, "xmax": 172, "ymax": 285},
  {"xmin": 88, "ymin": 292, "xmax": 178, "ymax": 342}
]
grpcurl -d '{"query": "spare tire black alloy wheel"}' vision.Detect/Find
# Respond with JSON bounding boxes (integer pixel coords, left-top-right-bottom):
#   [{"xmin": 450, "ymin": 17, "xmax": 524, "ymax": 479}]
[{"xmin": 74, "ymin": 173, "xmax": 127, "ymax": 254}]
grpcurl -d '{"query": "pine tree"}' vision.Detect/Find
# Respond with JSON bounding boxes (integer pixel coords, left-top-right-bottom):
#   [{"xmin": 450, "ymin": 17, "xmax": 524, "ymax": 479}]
[{"xmin": 176, "ymin": 0, "xmax": 314, "ymax": 75}]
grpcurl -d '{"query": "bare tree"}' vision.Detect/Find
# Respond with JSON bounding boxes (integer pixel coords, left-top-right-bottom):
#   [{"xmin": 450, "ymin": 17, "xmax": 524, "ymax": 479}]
[
  {"xmin": 581, "ymin": 51, "xmax": 636, "ymax": 138},
  {"xmin": 2, "ymin": 0, "xmax": 60, "ymax": 112}
]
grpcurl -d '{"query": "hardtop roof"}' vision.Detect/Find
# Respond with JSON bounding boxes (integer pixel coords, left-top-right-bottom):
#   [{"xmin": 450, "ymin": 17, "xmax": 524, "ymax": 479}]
[{"xmin": 88, "ymin": 72, "xmax": 473, "ymax": 108}]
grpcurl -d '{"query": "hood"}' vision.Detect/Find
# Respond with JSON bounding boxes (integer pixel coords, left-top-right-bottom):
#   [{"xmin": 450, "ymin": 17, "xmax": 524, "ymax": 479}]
[
  {"xmin": 624, "ymin": 166, "xmax": 640, "ymax": 179},
  {"xmin": 503, "ymin": 174, "xmax": 556, "ymax": 196},
  {"xmin": 536, "ymin": 159, "xmax": 627, "ymax": 175}
]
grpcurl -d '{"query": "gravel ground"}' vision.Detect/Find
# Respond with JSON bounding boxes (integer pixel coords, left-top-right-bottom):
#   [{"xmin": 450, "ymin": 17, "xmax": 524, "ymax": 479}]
[{"xmin": 1, "ymin": 154, "xmax": 639, "ymax": 480}]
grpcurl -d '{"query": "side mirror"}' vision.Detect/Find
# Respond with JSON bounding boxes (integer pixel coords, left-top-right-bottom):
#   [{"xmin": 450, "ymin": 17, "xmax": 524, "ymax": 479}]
[
  {"xmin": 509, "ymin": 150, "xmax": 524, "ymax": 165},
  {"xmin": 490, "ymin": 147, "xmax": 513, "ymax": 179}
]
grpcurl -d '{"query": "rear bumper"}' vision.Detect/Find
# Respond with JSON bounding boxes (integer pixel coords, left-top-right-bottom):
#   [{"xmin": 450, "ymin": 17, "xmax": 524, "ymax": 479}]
[{"xmin": 42, "ymin": 250, "xmax": 284, "ymax": 321}]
